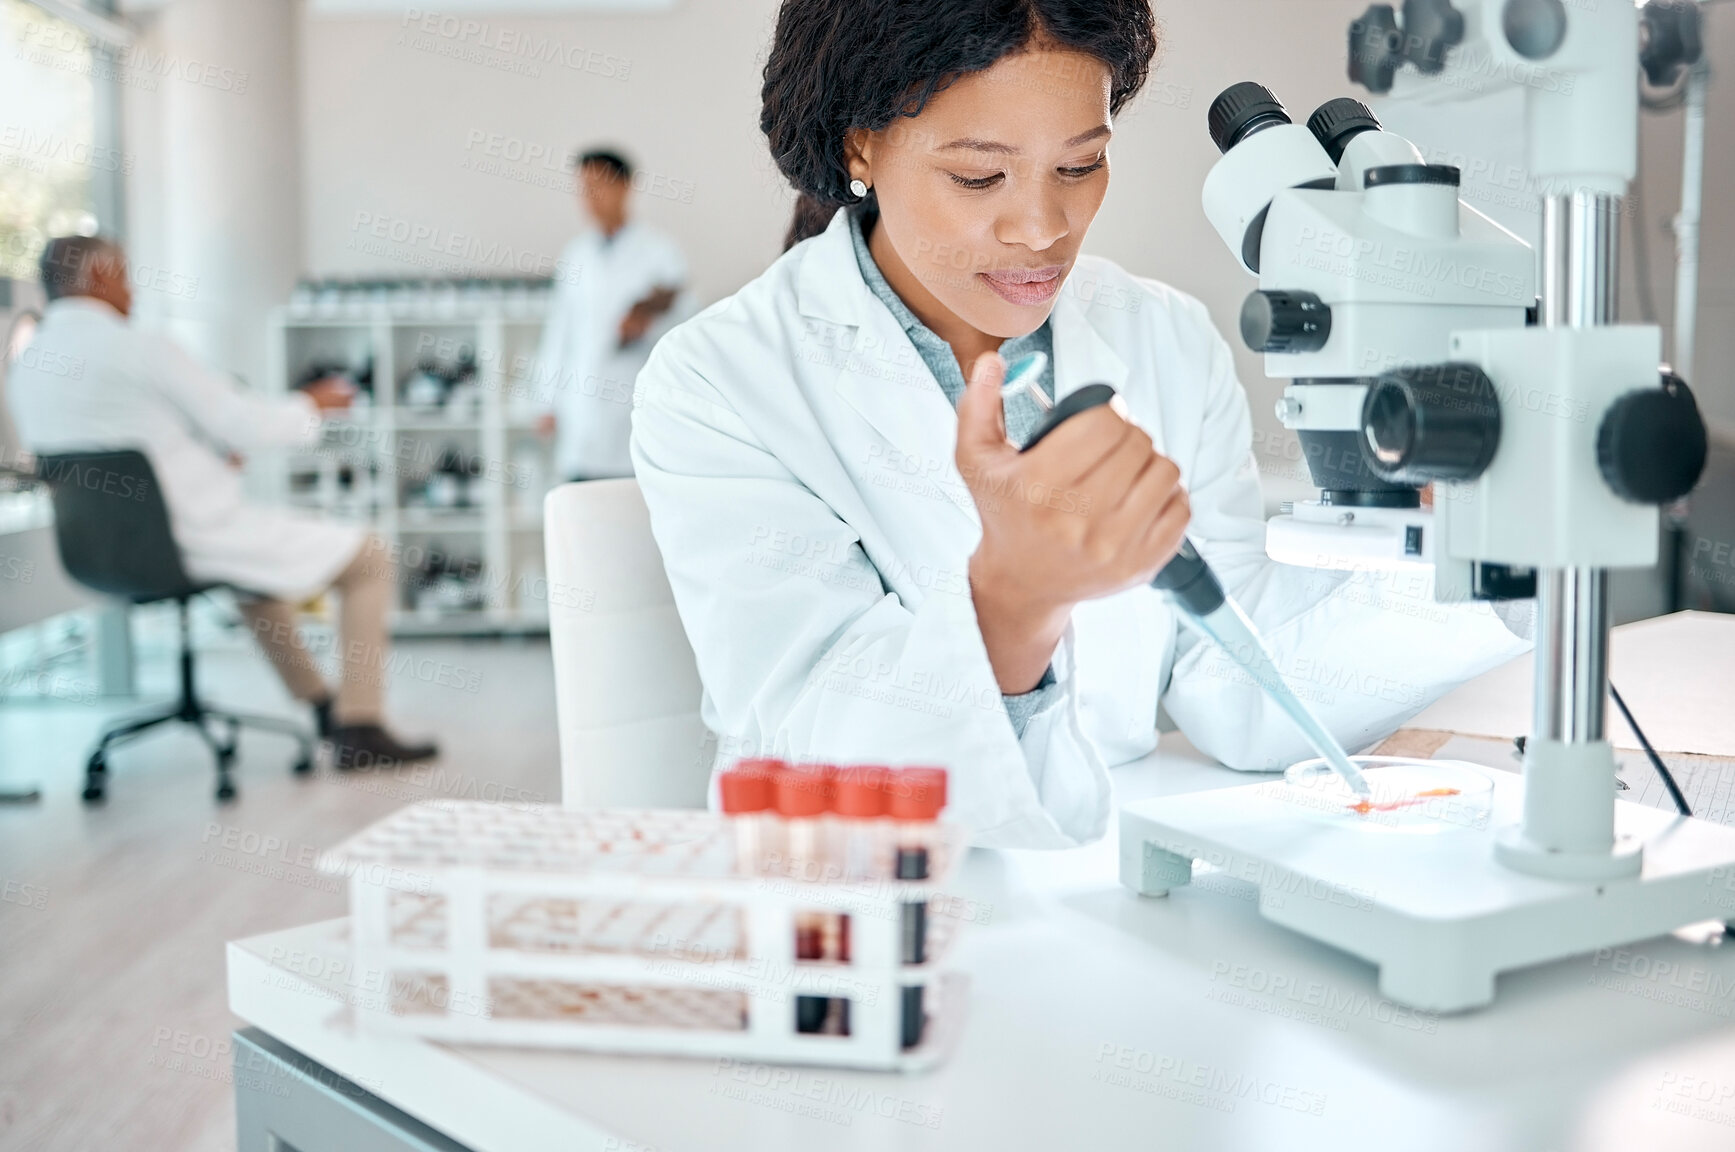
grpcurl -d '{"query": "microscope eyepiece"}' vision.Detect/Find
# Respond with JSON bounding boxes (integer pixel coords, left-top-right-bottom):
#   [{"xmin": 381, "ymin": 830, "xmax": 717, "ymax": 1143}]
[
  {"xmin": 1305, "ymin": 98, "xmax": 1382, "ymax": 164},
  {"xmin": 1207, "ymin": 82, "xmax": 1292, "ymax": 154}
]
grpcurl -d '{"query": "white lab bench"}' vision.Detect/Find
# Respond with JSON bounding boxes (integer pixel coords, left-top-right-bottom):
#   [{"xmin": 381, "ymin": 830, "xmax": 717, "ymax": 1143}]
[
  {"xmin": 0, "ymin": 490, "xmax": 138, "ymax": 706},
  {"xmin": 228, "ymin": 720, "xmax": 1735, "ymax": 1151}
]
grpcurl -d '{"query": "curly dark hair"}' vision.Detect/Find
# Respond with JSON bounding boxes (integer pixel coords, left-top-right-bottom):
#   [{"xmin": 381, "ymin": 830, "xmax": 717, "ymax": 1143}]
[{"xmin": 762, "ymin": 0, "xmax": 1159, "ymax": 250}]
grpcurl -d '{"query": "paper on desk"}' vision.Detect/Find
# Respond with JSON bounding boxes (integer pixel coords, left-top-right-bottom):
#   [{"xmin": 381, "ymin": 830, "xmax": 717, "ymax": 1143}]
[
  {"xmin": 1374, "ymin": 611, "xmax": 1735, "ymax": 825},
  {"xmin": 1369, "ymin": 730, "xmax": 1735, "ymax": 825},
  {"xmin": 1398, "ymin": 611, "xmax": 1735, "ymax": 757}
]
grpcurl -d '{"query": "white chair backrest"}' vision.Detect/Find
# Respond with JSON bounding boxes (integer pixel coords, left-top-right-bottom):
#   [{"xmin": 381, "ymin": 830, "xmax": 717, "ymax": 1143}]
[{"xmin": 543, "ymin": 479, "xmax": 713, "ymax": 809}]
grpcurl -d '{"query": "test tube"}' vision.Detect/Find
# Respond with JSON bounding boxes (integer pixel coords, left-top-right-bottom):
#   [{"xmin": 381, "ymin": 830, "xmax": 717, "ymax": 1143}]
[
  {"xmin": 773, "ymin": 762, "xmax": 832, "ymax": 882},
  {"xmin": 831, "ymin": 765, "xmax": 888, "ymax": 882},
  {"xmin": 717, "ymin": 759, "xmax": 778, "ymax": 875},
  {"xmin": 777, "ymin": 763, "xmax": 855, "ymax": 1036},
  {"xmin": 888, "ymin": 767, "xmax": 947, "ymax": 1049}
]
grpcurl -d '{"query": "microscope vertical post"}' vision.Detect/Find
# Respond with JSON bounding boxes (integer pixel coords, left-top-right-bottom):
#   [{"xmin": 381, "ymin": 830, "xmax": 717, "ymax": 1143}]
[
  {"xmin": 1503, "ymin": 192, "xmax": 1643, "ymax": 878},
  {"xmin": 1534, "ymin": 190, "xmax": 1618, "ymax": 754}
]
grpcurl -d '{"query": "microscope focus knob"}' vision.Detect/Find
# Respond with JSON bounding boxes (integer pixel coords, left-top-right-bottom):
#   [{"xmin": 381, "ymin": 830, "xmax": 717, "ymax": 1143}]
[
  {"xmin": 1240, "ymin": 290, "xmax": 1332, "ymax": 354},
  {"xmin": 1596, "ymin": 373, "xmax": 1708, "ymax": 504},
  {"xmin": 1401, "ymin": 0, "xmax": 1467, "ymax": 73},
  {"xmin": 1639, "ymin": 0, "xmax": 1703, "ymax": 88},
  {"xmin": 1361, "ymin": 362, "xmax": 1501, "ymax": 484},
  {"xmin": 1348, "ymin": 5, "xmax": 1404, "ymax": 94}
]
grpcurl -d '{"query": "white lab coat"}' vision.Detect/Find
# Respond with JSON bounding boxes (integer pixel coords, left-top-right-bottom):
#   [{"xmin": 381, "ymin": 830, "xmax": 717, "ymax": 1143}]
[
  {"xmin": 7, "ymin": 297, "xmax": 363, "ymax": 600},
  {"xmin": 533, "ymin": 223, "xmax": 690, "ymax": 479},
  {"xmin": 630, "ymin": 208, "xmax": 1528, "ymax": 849}
]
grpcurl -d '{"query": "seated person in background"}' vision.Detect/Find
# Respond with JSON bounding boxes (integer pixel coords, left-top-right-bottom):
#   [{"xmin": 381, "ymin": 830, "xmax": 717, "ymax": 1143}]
[{"xmin": 8, "ymin": 235, "xmax": 437, "ymax": 766}]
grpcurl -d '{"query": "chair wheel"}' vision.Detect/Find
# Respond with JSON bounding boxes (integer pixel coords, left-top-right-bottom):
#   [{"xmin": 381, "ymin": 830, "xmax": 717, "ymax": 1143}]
[
  {"xmin": 81, "ymin": 783, "xmax": 106, "ymax": 803},
  {"xmin": 291, "ymin": 756, "xmax": 314, "ymax": 776},
  {"xmin": 215, "ymin": 781, "xmax": 237, "ymax": 802}
]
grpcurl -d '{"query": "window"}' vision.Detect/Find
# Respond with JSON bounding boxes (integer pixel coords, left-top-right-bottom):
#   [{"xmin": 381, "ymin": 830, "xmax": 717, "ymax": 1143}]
[{"xmin": 0, "ymin": 0, "xmax": 125, "ymax": 282}]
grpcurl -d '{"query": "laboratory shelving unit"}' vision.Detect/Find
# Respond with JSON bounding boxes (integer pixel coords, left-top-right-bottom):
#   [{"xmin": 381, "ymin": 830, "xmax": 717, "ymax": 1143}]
[{"xmin": 260, "ymin": 280, "xmax": 557, "ymax": 636}]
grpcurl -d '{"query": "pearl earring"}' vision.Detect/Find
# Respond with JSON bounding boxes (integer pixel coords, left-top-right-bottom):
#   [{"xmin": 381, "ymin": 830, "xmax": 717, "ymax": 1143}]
[{"xmin": 849, "ymin": 178, "xmax": 869, "ymax": 199}]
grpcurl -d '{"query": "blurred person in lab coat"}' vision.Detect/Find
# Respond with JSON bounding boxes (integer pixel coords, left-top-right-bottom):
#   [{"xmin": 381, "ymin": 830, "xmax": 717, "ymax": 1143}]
[
  {"xmin": 628, "ymin": 0, "xmax": 1534, "ymax": 849},
  {"xmin": 533, "ymin": 148, "xmax": 691, "ymax": 480},
  {"xmin": 8, "ymin": 236, "xmax": 438, "ymax": 767}
]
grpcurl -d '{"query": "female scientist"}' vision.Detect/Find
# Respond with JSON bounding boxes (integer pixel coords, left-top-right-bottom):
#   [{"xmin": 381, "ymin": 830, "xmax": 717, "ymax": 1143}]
[{"xmin": 630, "ymin": 0, "xmax": 1528, "ymax": 848}]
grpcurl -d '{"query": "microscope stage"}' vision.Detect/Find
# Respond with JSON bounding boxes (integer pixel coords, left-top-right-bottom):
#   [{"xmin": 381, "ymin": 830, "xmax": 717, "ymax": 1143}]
[{"xmin": 1119, "ymin": 769, "xmax": 1735, "ymax": 1012}]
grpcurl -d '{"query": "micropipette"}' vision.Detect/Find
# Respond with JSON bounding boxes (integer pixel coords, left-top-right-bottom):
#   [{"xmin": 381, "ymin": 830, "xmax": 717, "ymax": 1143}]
[
  {"xmin": 1019, "ymin": 383, "xmax": 1372, "ymax": 797},
  {"xmin": 1001, "ymin": 351, "xmax": 1053, "ymax": 412}
]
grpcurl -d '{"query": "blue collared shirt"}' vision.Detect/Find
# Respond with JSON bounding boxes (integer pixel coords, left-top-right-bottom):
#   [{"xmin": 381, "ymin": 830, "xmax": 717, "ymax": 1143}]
[{"xmin": 846, "ymin": 208, "xmax": 1062, "ymax": 735}]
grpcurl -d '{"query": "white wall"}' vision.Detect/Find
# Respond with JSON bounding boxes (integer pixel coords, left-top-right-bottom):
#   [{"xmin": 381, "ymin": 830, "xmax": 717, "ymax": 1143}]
[
  {"xmin": 298, "ymin": 0, "xmax": 790, "ymax": 306},
  {"xmin": 125, "ymin": 0, "xmax": 1732, "ymax": 446}
]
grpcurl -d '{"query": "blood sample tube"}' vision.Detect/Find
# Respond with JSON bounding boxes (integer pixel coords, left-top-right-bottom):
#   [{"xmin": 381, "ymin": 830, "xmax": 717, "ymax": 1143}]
[
  {"xmin": 773, "ymin": 762, "xmax": 832, "ymax": 882},
  {"xmin": 777, "ymin": 763, "xmax": 851, "ymax": 1035},
  {"xmin": 717, "ymin": 759, "xmax": 777, "ymax": 875},
  {"xmin": 888, "ymin": 766, "xmax": 947, "ymax": 1049},
  {"xmin": 831, "ymin": 765, "xmax": 888, "ymax": 881}
]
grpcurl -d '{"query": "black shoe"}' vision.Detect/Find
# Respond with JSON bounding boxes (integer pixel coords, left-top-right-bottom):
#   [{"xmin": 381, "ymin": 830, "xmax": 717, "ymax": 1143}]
[
  {"xmin": 311, "ymin": 696, "xmax": 335, "ymax": 739},
  {"xmin": 325, "ymin": 725, "xmax": 439, "ymax": 771}
]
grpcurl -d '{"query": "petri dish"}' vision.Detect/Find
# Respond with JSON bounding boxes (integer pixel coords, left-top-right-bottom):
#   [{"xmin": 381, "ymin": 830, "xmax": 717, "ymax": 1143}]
[{"xmin": 1278, "ymin": 757, "xmax": 1495, "ymax": 833}]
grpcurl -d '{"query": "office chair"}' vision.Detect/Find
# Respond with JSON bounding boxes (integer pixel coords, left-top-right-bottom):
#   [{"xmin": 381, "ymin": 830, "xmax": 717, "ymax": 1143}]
[
  {"xmin": 36, "ymin": 450, "xmax": 315, "ymax": 803},
  {"xmin": 543, "ymin": 479, "xmax": 714, "ymax": 808}
]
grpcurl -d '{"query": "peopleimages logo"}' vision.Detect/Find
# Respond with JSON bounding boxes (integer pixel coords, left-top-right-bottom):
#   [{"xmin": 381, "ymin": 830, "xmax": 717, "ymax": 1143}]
[
  {"xmin": 16, "ymin": 22, "xmax": 251, "ymax": 92},
  {"xmin": 0, "ymin": 125, "xmax": 133, "ymax": 174},
  {"xmin": 346, "ymin": 209, "xmax": 582, "ymax": 283},
  {"xmin": 460, "ymin": 130, "xmax": 696, "ymax": 203},
  {"xmin": 1291, "ymin": 227, "xmax": 1532, "ymax": 303},
  {"xmin": 398, "ymin": 9, "xmax": 631, "ymax": 80}
]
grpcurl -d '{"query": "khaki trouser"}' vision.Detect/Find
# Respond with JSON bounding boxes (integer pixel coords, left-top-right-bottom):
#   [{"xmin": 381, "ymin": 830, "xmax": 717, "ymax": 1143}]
[{"xmin": 237, "ymin": 534, "xmax": 393, "ymax": 726}]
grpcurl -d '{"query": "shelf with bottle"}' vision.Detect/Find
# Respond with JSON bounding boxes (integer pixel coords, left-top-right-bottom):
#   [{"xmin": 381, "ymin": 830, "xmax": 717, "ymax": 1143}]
[
  {"xmin": 287, "ymin": 276, "xmax": 553, "ymax": 323},
  {"xmin": 398, "ymin": 539, "xmax": 492, "ymax": 621},
  {"xmin": 502, "ymin": 434, "xmax": 555, "ymax": 523},
  {"xmin": 269, "ymin": 280, "xmax": 553, "ymax": 637},
  {"xmin": 394, "ymin": 329, "xmax": 484, "ymax": 425},
  {"xmin": 397, "ymin": 513, "xmax": 487, "ymax": 532},
  {"xmin": 289, "ymin": 342, "xmax": 378, "ymax": 415},
  {"xmin": 396, "ymin": 439, "xmax": 494, "ymax": 520}
]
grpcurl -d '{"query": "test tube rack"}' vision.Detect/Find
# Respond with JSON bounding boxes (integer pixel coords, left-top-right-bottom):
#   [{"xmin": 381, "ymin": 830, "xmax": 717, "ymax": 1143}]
[{"xmin": 317, "ymin": 800, "xmax": 969, "ymax": 1071}]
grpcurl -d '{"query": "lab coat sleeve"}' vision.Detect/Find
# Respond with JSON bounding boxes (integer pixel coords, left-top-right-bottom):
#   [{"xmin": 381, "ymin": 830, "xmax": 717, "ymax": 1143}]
[
  {"xmin": 145, "ymin": 333, "xmax": 320, "ymax": 452},
  {"xmin": 646, "ymin": 237, "xmax": 695, "ymax": 338},
  {"xmin": 1159, "ymin": 296, "xmax": 1529, "ymax": 771},
  {"xmin": 631, "ymin": 342, "xmax": 1110, "ymax": 849},
  {"xmin": 532, "ymin": 262, "xmax": 577, "ymax": 417},
  {"xmin": 656, "ymin": 236, "xmax": 688, "ymax": 289}
]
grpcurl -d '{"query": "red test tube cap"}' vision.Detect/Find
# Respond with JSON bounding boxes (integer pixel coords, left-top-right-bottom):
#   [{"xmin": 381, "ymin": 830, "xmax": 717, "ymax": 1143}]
[
  {"xmin": 718, "ymin": 759, "xmax": 778, "ymax": 814},
  {"xmin": 888, "ymin": 767, "xmax": 948, "ymax": 821},
  {"xmin": 774, "ymin": 762, "xmax": 833, "ymax": 818},
  {"xmin": 832, "ymin": 766, "xmax": 888, "ymax": 818}
]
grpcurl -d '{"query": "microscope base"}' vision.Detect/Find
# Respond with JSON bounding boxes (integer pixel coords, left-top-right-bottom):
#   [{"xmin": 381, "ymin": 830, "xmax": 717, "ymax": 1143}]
[{"xmin": 1119, "ymin": 770, "xmax": 1735, "ymax": 1013}]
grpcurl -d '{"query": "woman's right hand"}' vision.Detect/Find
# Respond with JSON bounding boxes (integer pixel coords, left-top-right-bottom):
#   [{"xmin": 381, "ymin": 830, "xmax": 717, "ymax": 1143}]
[{"xmin": 956, "ymin": 352, "xmax": 1191, "ymax": 694}]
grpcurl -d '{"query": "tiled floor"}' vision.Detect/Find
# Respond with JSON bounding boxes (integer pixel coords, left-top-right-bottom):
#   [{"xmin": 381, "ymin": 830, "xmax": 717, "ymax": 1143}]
[{"xmin": 0, "ymin": 620, "xmax": 559, "ymax": 1152}]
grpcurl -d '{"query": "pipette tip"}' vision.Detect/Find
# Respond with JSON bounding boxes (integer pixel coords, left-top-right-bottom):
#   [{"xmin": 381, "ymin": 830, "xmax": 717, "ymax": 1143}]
[{"xmin": 1335, "ymin": 759, "xmax": 1373, "ymax": 797}]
